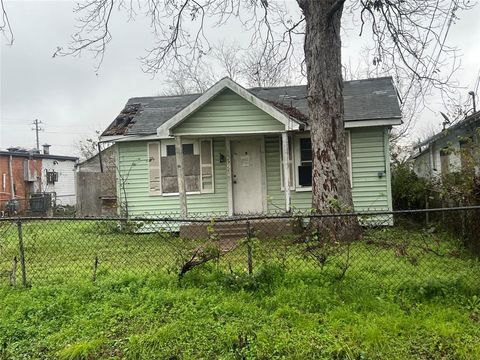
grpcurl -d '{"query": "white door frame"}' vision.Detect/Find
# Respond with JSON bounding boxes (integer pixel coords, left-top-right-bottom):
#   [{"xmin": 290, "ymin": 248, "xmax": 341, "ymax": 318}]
[{"xmin": 226, "ymin": 135, "xmax": 267, "ymax": 215}]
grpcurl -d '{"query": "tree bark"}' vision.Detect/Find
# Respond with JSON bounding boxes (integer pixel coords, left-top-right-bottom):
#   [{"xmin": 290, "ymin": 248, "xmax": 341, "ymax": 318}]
[{"xmin": 298, "ymin": 0, "xmax": 362, "ymax": 242}]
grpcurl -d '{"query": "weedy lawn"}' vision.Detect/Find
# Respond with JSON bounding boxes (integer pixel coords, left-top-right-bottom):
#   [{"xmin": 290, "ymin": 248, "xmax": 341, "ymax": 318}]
[{"xmin": 0, "ymin": 222, "xmax": 480, "ymax": 359}]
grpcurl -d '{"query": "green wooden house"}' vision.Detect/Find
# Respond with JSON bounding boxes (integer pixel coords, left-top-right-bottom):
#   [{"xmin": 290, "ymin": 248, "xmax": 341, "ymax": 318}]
[{"xmin": 100, "ymin": 77, "xmax": 402, "ymax": 217}]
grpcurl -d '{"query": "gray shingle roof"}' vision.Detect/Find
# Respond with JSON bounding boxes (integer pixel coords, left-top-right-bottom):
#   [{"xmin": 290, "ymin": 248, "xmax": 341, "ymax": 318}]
[{"xmin": 102, "ymin": 77, "xmax": 401, "ymax": 136}]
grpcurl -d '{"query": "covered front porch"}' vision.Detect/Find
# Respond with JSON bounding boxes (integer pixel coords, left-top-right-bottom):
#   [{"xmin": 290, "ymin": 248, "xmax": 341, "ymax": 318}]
[
  {"xmin": 155, "ymin": 78, "xmax": 305, "ymax": 217},
  {"xmin": 172, "ymin": 132, "xmax": 295, "ymax": 217}
]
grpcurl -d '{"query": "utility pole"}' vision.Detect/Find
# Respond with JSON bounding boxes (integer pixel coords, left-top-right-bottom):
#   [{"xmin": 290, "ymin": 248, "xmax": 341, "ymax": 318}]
[{"xmin": 32, "ymin": 119, "xmax": 43, "ymax": 150}]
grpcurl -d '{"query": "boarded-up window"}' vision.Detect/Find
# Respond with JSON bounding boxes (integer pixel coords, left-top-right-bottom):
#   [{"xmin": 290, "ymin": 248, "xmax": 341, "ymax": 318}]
[
  {"xmin": 159, "ymin": 140, "xmax": 213, "ymax": 194},
  {"xmin": 148, "ymin": 142, "xmax": 161, "ymax": 193},
  {"xmin": 440, "ymin": 148, "xmax": 450, "ymax": 175},
  {"xmin": 160, "ymin": 142, "xmax": 200, "ymax": 194},
  {"xmin": 166, "ymin": 144, "xmax": 194, "ymax": 156}
]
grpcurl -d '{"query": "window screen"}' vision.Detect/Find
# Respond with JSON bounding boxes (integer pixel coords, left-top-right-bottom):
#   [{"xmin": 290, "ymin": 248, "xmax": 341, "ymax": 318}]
[
  {"xmin": 183, "ymin": 144, "xmax": 194, "ymax": 155},
  {"xmin": 166, "ymin": 144, "xmax": 176, "ymax": 156}
]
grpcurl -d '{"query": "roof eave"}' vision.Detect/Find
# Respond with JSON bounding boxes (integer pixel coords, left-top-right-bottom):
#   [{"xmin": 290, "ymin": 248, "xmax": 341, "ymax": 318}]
[{"xmin": 414, "ymin": 111, "xmax": 480, "ymax": 149}]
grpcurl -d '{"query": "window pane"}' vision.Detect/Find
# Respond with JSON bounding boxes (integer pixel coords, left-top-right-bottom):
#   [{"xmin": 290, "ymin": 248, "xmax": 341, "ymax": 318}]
[
  {"xmin": 298, "ymin": 164, "xmax": 312, "ymax": 186},
  {"xmin": 166, "ymin": 145, "xmax": 176, "ymax": 156},
  {"xmin": 300, "ymin": 138, "xmax": 312, "ymax": 162},
  {"xmin": 183, "ymin": 144, "xmax": 194, "ymax": 155}
]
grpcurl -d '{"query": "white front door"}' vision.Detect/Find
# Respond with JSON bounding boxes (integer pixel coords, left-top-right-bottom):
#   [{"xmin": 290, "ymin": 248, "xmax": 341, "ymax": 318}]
[{"xmin": 231, "ymin": 138, "xmax": 264, "ymax": 214}]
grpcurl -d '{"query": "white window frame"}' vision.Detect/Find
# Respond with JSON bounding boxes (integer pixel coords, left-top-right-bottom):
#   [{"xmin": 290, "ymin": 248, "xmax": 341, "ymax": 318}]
[
  {"xmin": 147, "ymin": 141, "xmax": 162, "ymax": 195},
  {"xmin": 279, "ymin": 135, "xmax": 295, "ymax": 190},
  {"xmin": 346, "ymin": 130, "xmax": 353, "ymax": 187},
  {"xmin": 293, "ymin": 133, "xmax": 312, "ymax": 192},
  {"xmin": 292, "ymin": 132, "xmax": 353, "ymax": 192}
]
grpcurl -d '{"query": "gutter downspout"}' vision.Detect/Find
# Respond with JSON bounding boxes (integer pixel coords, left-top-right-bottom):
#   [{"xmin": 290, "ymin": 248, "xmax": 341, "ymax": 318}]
[{"xmin": 8, "ymin": 155, "xmax": 14, "ymax": 199}]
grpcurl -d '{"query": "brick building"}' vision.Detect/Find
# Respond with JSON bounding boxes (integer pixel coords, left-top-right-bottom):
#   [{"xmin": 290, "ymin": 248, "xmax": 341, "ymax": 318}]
[{"xmin": 0, "ymin": 146, "xmax": 78, "ymax": 214}]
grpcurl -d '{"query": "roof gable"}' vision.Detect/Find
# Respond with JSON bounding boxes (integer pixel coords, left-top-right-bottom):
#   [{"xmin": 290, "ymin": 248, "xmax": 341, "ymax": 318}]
[
  {"xmin": 157, "ymin": 78, "xmax": 301, "ymax": 137},
  {"xmin": 170, "ymin": 89, "xmax": 287, "ymax": 135}
]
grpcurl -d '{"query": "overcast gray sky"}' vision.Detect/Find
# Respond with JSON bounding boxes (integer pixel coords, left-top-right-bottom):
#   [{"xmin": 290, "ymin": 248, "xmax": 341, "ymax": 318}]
[{"xmin": 1, "ymin": 1, "xmax": 479, "ymax": 156}]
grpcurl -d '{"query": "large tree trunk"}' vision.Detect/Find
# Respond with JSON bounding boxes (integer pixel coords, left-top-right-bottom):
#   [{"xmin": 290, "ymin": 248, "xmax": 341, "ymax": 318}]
[{"xmin": 298, "ymin": 0, "xmax": 362, "ymax": 242}]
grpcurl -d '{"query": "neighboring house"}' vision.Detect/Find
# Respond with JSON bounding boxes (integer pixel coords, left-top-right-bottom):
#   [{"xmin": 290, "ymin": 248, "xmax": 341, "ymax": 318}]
[
  {"xmin": 412, "ymin": 111, "xmax": 480, "ymax": 179},
  {"xmin": 76, "ymin": 145, "xmax": 117, "ymax": 216},
  {"xmin": 100, "ymin": 77, "xmax": 402, "ymax": 217},
  {"xmin": 0, "ymin": 145, "xmax": 78, "ymax": 213}
]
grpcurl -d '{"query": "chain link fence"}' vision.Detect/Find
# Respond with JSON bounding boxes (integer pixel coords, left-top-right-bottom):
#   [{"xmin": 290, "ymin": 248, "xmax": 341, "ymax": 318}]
[{"xmin": 0, "ymin": 207, "xmax": 479, "ymax": 289}]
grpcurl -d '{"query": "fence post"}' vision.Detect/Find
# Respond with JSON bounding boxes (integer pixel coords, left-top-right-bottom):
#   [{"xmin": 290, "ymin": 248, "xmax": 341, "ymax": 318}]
[
  {"xmin": 16, "ymin": 220, "xmax": 27, "ymax": 287},
  {"xmin": 92, "ymin": 256, "xmax": 99, "ymax": 282},
  {"xmin": 246, "ymin": 220, "xmax": 253, "ymax": 275}
]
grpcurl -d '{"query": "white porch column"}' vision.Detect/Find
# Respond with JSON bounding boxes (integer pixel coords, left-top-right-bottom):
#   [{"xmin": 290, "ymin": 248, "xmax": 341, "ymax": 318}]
[
  {"xmin": 281, "ymin": 132, "xmax": 291, "ymax": 212},
  {"xmin": 175, "ymin": 136, "xmax": 188, "ymax": 217}
]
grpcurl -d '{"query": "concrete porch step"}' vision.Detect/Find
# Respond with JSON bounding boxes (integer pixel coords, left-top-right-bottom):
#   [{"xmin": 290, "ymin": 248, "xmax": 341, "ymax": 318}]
[{"xmin": 179, "ymin": 218, "xmax": 302, "ymax": 241}]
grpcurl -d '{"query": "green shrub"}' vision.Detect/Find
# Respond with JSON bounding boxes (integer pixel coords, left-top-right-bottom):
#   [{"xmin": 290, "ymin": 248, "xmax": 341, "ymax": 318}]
[{"xmin": 391, "ymin": 160, "xmax": 430, "ymax": 210}]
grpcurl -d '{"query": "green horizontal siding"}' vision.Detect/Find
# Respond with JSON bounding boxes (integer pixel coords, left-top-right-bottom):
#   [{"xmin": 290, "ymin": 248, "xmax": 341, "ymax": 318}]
[
  {"xmin": 351, "ymin": 128, "xmax": 390, "ymax": 211},
  {"xmin": 117, "ymin": 139, "xmax": 228, "ymax": 216},
  {"xmin": 172, "ymin": 89, "xmax": 284, "ymax": 135},
  {"xmin": 265, "ymin": 136, "xmax": 284, "ymax": 211},
  {"xmin": 265, "ymin": 127, "xmax": 392, "ymax": 213},
  {"xmin": 118, "ymin": 127, "xmax": 392, "ymax": 218}
]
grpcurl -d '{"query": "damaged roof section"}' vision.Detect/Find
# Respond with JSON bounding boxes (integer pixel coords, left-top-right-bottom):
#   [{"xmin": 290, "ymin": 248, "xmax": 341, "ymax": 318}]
[
  {"xmin": 265, "ymin": 99, "xmax": 309, "ymax": 124},
  {"xmin": 102, "ymin": 103, "xmax": 142, "ymax": 136},
  {"xmin": 102, "ymin": 77, "xmax": 401, "ymax": 136}
]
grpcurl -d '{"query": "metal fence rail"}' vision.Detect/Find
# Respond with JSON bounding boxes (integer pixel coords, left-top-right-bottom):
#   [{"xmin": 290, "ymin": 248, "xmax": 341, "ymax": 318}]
[{"xmin": 0, "ymin": 207, "xmax": 479, "ymax": 289}]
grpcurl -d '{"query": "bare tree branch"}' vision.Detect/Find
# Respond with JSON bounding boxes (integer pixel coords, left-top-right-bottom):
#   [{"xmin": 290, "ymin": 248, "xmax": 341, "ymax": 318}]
[{"xmin": 0, "ymin": 0, "xmax": 13, "ymax": 45}]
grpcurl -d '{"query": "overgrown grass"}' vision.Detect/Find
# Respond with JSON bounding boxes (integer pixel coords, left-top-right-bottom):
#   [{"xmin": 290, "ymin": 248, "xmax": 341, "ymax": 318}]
[
  {"xmin": 1, "ymin": 265, "xmax": 480, "ymax": 359},
  {"xmin": 1, "ymin": 220, "xmax": 480, "ymax": 358},
  {"xmin": 0, "ymin": 219, "xmax": 478, "ymax": 289}
]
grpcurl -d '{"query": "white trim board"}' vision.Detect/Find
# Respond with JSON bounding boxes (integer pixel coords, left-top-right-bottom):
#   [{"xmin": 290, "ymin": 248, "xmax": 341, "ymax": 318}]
[
  {"xmin": 157, "ymin": 77, "xmax": 302, "ymax": 137},
  {"xmin": 344, "ymin": 118, "xmax": 402, "ymax": 128}
]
